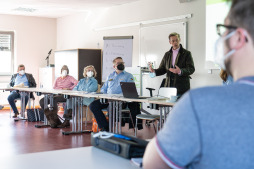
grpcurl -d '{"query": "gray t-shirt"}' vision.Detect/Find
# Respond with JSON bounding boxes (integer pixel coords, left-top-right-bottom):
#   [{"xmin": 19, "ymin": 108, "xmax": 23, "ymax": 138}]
[{"xmin": 156, "ymin": 76, "xmax": 254, "ymax": 169}]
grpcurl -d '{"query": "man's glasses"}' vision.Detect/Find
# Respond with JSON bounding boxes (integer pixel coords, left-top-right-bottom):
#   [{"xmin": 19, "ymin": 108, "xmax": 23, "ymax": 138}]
[
  {"xmin": 216, "ymin": 24, "xmax": 237, "ymax": 36},
  {"xmin": 216, "ymin": 24, "xmax": 248, "ymax": 42}
]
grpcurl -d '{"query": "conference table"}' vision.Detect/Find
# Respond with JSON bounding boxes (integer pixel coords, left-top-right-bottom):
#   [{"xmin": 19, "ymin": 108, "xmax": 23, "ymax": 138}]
[
  {"xmin": 1, "ymin": 87, "xmax": 175, "ymax": 135},
  {"xmin": 0, "ymin": 146, "xmax": 140, "ymax": 169}
]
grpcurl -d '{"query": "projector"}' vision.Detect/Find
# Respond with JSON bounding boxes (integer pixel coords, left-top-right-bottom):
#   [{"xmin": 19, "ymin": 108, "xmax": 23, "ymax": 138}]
[{"xmin": 179, "ymin": 0, "xmax": 192, "ymax": 3}]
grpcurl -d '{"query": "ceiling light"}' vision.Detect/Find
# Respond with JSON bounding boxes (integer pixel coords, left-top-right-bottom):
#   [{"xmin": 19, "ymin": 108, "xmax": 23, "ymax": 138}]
[{"xmin": 13, "ymin": 7, "xmax": 37, "ymax": 13}]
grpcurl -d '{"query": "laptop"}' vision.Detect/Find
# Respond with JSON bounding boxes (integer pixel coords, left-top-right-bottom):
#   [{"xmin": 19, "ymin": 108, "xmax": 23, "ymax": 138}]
[{"xmin": 120, "ymin": 82, "xmax": 150, "ymax": 99}]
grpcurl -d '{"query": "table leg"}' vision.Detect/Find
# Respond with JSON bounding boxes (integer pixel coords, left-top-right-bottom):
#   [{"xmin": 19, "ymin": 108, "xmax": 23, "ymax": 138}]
[
  {"xmin": 62, "ymin": 96, "xmax": 92, "ymax": 135},
  {"xmin": 119, "ymin": 101, "xmax": 122, "ymax": 134},
  {"xmin": 108, "ymin": 101, "xmax": 112, "ymax": 133},
  {"xmin": 35, "ymin": 94, "xmax": 52, "ymax": 128},
  {"xmin": 159, "ymin": 107, "xmax": 162, "ymax": 130},
  {"xmin": 14, "ymin": 91, "xmax": 28, "ymax": 121}
]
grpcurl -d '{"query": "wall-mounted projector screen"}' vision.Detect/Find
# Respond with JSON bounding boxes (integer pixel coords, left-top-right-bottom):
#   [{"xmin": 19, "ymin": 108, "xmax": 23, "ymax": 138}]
[{"xmin": 206, "ymin": 0, "xmax": 231, "ymax": 69}]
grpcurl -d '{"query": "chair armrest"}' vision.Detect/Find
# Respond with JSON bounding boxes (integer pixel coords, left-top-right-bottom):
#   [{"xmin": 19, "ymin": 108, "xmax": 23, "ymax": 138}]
[{"xmin": 146, "ymin": 88, "xmax": 155, "ymax": 97}]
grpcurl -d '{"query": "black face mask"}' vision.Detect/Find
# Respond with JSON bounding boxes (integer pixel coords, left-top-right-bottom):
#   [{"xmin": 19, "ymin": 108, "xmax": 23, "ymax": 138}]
[{"xmin": 117, "ymin": 64, "xmax": 125, "ymax": 71}]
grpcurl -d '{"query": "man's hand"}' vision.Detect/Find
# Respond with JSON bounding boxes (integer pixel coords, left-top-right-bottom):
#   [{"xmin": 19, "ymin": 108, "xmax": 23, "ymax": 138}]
[
  {"xmin": 149, "ymin": 62, "xmax": 155, "ymax": 73},
  {"xmin": 169, "ymin": 65, "xmax": 181, "ymax": 74}
]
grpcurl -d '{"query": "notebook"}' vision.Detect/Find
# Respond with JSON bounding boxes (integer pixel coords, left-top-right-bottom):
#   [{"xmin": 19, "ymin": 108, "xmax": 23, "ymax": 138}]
[{"xmin": 120, "ymin": 82, "xmax": 150, "ymax": 99}]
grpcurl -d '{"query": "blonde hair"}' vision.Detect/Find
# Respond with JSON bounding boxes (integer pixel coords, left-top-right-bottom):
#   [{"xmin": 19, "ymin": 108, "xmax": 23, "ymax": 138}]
[
  {"xmin": 220, "ymin": 69, "xmax": 228, "ymax": 82},
  {"xmin": 83, "ymin": 65, "xmax": 97, "ymax": 77},
  {"xmin": 112, "ymin": 57, "xmax": 123, "ymax": 64}
]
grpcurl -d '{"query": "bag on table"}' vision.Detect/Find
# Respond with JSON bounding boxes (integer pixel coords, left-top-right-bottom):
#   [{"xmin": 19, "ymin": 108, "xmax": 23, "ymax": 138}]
[{"xmin": 27, "ymin": 108, "xmax": 44, "ymax": 122}]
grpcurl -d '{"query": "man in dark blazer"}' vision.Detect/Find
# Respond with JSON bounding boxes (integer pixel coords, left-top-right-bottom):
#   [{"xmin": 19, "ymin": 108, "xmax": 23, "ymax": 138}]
[
  {"xmin": 8, "ymin": 64, "xmax": 36, "ymax": 118},
  {"xmin": 149, "ymin": 32, "xmax": 195, "ymax": 96}
]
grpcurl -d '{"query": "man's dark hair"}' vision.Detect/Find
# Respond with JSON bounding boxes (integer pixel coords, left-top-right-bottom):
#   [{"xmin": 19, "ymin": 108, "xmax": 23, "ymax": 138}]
[
  {"xmin": 227, "ymin": 0, "xmax": 254, "ymax": 42},
  {"xmin": 17, "ymin": 64, "xmax": 25, "ymax": 71}
]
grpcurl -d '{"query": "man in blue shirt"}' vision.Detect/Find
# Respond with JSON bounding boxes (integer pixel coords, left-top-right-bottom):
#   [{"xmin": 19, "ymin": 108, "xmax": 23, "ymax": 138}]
[
  {"xmin": 8, "ymin": 64, "xmax": 36, "ymax": 118},
  {"xmin": 89, "ymin": 57, "xmax": 142, "ymax": 131},
  {"xmin": 143, "ymin": 0, "xmax": 254, "ymax": 169}
]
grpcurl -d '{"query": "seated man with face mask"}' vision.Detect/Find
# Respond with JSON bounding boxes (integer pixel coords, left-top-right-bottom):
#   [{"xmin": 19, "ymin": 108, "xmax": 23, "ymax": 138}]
[
  {"xmin": 39, "ymin": 65, "xmax": 78, "ymax": 128},
  {"xmin": 89, "ymin": 57, "xmax": 143, "ymax": 131},
  {"xmin": 8, "ymin": 64, "xmax": 37, "ymax": 118},
  {"xmin": 58, "ymin": 65, "xmax": 98, "ymax": 128}
]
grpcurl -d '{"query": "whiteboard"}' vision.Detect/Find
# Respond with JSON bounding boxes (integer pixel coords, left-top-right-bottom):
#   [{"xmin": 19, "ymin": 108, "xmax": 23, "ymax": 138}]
[
  {"xmin": 140, "ymin": 22, "xmax": 186, "ymax": 68},
  {"xmin": 102, "ymin": 37, "xmax": 133, "ymax": 81},
  {"xmin": 206, "ymin": 1, "xmax": 229, "ymax": 69}
]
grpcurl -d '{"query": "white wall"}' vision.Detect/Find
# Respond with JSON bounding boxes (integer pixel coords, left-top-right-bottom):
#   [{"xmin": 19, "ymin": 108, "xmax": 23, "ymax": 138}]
[
  {"xmin": 56, "ymin": 0, "xmax": 221, "ymax": 89},
  {"xmin": 0, "ymin": 14, "xmax": 56, "ymax": 104}
]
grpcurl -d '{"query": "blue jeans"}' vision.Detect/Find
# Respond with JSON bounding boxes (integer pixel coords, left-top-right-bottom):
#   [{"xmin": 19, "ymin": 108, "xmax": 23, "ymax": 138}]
[{"xmin": 7, "ymin": 91, "xmax": 28, "ymax": 114}]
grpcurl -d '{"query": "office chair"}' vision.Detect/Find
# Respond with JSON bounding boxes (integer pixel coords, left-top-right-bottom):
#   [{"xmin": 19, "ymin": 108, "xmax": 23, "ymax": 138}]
[
  {"xmin": 102, "ymin": 105, "xmax": 135, "ymax": 134},
  {"xmin": 135, "ymin": 78, "xmax": 177, "ymax": 136},
  {"xmin": 9, "ymin": 93, "xmax": 35, "ymax": 118}
]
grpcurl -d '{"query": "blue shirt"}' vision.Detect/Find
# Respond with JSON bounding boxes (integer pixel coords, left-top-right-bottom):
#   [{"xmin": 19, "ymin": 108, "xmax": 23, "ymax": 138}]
[
  {"xmin": 156, "ymin": 76, "xmax": 254, "ymax": 169},
  {"xmin": 14, "ymin": 74, "xmax": 29, "ymax": 86},
  {"xmin": 101, "ymin": 71, "xmax": 134, "ymax": 94},
  {"xmin": 73, "ymin": 77, "xmax": 98, "ymax": 106}
]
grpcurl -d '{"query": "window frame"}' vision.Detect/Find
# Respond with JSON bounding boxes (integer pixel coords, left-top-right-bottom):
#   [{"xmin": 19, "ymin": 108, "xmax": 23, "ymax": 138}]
[{"xmin": 0, "ymin": 31, "xmax": 14, "ymax": 76}]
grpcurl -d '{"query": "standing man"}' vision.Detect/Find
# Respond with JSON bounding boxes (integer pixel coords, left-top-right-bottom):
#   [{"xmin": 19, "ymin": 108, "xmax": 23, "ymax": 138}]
[
  {"xmin": 143, "ymin": 0, "xmax": 254, "ymax": 169},
  {"xmin": 8, "ymin": 64, "xmax": 36, "ymax": 118},
  {"xmin": 149, "ymin": 32, "xmax": 195, "ymax": 96},
  {"xmin": 89, "ymin": 57, "xmax": 142, "ymax": 131}
]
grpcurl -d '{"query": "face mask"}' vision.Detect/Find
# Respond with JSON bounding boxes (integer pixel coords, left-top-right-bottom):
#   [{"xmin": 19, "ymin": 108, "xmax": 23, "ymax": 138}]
[
  {"xmin": 61, "ymin": 70, "xmax": 67, "ymax": 77},
  {"xmin": 86, "ymin": 71, "xmax": 94, "ymax": 77},
  {"xmin": 214, "ymin": 31, "xmax": 236, "ymax": 70},
  {"xmin": 117, "ymin": 64, "xmax": 125, "ymax": 71},
  {"xmin": 19, "ymin": 70, "xmax": 25, "ymax": 75}
]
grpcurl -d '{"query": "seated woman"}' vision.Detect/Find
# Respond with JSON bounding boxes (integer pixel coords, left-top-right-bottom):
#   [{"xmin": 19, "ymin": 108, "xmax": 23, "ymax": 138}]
[
  {"xmin": 39, "ymin": 65, "xmax": 78, "ymax": 128},
  {"xmin": 220, "ymin": 69, "xmax": 233, "ymax": 86},
  {"xmin": 58, "ymin": 65, "xmax": 98, "ymax": 128}
]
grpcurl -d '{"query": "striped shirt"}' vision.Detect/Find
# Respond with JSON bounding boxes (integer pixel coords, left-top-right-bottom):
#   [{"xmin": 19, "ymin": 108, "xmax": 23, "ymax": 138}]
[{"xmin": 53, "ymin": 75, "xmax": 78, "ymax": 90}]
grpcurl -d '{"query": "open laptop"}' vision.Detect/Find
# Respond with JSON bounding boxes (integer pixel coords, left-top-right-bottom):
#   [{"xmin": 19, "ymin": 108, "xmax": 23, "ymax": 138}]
[{"xmin": 120, "ymin": 82, "xmax": 150, "ymax": 99}]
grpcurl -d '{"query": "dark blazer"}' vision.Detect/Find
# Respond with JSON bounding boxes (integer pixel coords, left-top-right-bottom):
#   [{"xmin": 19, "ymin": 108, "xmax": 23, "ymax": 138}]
[
  {"xmin": 9, "ymin": 73, "xmax": 37, "ymax": 87},
  {"xmin": 155, "ymin": 44, "xmax": 195, "ymax": 95},
  {"xmin": 9, "ymin": 73, "xmax": 37, "ymax": 98}
]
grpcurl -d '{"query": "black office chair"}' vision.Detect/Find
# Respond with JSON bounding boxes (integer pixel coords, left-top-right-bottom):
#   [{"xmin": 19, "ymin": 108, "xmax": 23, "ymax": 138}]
[
  {"xmin": 135, "ymin": 78, "xmax": 176, "ymax": 136},
  {"xmin": 9, "ymin": 92, "xmax": 35, "ymax": 118},
  {"xmin": 146, "ymin": 78, "xmax": 166, "ymax": 97}
]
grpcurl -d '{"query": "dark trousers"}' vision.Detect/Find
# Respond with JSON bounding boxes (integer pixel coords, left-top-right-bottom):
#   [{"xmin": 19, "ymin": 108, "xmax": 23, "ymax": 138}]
[
  {"xmin": 39, "ymin": 95, "xmax": 66, "ymax": 111},
  {"xmin": 89, "ymin": 99, "xmax": 143, "ymax": 130},
  {"xmin": 7, "ymin": 91, "xmax": 29, "ymax": 114}
]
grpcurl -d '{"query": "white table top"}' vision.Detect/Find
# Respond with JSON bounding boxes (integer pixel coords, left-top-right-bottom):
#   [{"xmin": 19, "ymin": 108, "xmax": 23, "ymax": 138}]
[
  {"xmin": 0, "ymin": 146, "xmax": 140, "ymax": 169},
  {"xmin": 0, "ymin": 87, "xmax": 175, "ymax": 106}
]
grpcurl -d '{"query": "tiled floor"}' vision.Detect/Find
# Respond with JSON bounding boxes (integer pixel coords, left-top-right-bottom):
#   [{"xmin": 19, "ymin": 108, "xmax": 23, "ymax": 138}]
[{"xmin": 0, "ymin": 109, "xmax": 156, "ymax": 157}]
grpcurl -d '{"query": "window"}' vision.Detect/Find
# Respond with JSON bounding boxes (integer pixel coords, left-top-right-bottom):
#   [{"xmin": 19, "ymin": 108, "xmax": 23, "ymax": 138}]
[{"xmin": 0, "ymin": 31, "xmax": 14, "ymax": 75}]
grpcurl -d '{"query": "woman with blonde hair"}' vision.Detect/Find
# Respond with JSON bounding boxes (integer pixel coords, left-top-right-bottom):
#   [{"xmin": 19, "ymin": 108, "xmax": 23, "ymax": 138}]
[
  {"xmin": 58, "ymin": 65, "xmax": 98, "ymax": 128},
  {"xmin": 220, "ymin": 69, "xmax": 233, "ymax": 86}
]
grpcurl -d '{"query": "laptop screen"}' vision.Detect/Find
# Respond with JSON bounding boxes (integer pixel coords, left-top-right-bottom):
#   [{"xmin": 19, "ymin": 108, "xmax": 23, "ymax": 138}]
[{"xmin": 120, "ymin": 82, "xmax": 139, "ymax": 98}]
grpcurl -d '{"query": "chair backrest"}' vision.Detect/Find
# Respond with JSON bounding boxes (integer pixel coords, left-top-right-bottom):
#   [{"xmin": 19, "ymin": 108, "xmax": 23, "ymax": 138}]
[
  {"xmin": 158, "ymin": 87, "xmax": 177, "ymax": 98},
  {"xmin": 97, "ymin": 84, "xmax": 101, "ymax": 93}
]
